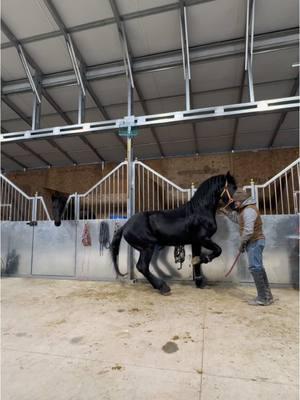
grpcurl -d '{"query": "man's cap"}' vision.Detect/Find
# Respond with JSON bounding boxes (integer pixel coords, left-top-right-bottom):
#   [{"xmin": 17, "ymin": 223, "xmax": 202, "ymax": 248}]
[{"xmin": 233, "ymin": 188, "xmax": 250, "ymax": 202}]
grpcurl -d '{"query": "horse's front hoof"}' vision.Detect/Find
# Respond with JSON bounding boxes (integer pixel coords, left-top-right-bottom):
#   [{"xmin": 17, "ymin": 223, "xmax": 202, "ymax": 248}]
[
  {"xmin": 159, "ymin": 284, "xmax": 171, "ymax": 296},
  {"xmin": 195, "ymin": 277, "xmax": 207, "ymax": 289}
]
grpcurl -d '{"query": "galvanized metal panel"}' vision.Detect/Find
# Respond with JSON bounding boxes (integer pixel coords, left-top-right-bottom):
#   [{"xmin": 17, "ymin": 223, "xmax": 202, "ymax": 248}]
[
  {"xmin": 273, "ymin": 131, "xmax": 299, "ymax": 148},
  {"xmin": 124, "ymin": 10, "xmax": 181, "ymax": 57},
  {"xmin": 45, "ymin": 86, "xmax": 81, "ymax": 112},
  {"xmin": 134, "ymin": 144, "xmax": 162, "ymax": 160},
  {"xmin": 135, "ymin": 68, "xmax": 185, "ymax": 100},
  {"xmin": 32, "ymin": 221, "xmax": 76, "ymax": 276},
  {"xmin": 51, "ymin": 0, "xmax": 114, "ymax": 27},
  {"xmin": 90, "ymin": 77, "xmax": 128, "ymax": 106},
  {"xmin": 76, "ymin": 220, "xmax": 128, "ymax": 280},
  {"xmin": 1, "ymin": 222, "xmax": 33, "ymax": 275},
  {"xmin": 253, "ymin": 47, "xmax": 299, "ymax": 84},
  {"xmin": 235, "ymin": 132, "xmax": 273, "ymax": 151},
  {"xmin": 191, "ymin": 57, "xmax": 244, "ymax": 92},
  {"xmin": 193, "ymin": 88, "xmax": 239, "ymax": 108},
  {"xmin": 72, "ymin": 26, "xmax": 123, "ymax": 65},
  {"xmin": 197, "ymin": 137, "xmax": 232, "ymax": 153},
  {"xmin": 187, "ymin": 0, "xmax": 246, "ymax": 47},
  {"xmin": 255, "ymin": 0, "xmax": 298, "ymax": 35},
  {"xmin": 155, "ymin": 124, "xmax": 194, "ymax": 142},
  {"xmin": 115, "ymin": 0, "xmax": 174, "ymax": 14},
  {"xmin": 205, "ymin": 215, "xmax": 299, "ymax": 285},
  {"xmin": 161, "ymin": 140, "xmax": 196, "ymax": 157},
  {"xmin": 253, "ymin": 80, "xmax": 295, "ymax": 101},
  {"xmin": 24, "ymin": 37, "xmax": 72, "ymax": 74},
  {"xmin": 1, "ymin": 156, "xmax": 22, "ymax": 171},
  {"xmin": 196, "ymin": 119, "xmax": 235, "ymax": 137},
  {"xmin": 41, "ymin": 114, "xmax": 68, "ymax": 128},
  {"xmin": 238, "ymin": 113, "xmax": 278, "ymax": 134},
  {"xmin": 146, "ymin": 96, "xmax": 185, "ymax": 114},
  {"xmin": 1, "ymin": 0, "xmax": 57, "ymax": 39},
  {"xmin": 1, "ymin": 102, "xmax": 20, "ymax": 121},
  {"xmin": 1, "ymin": 48, "xmax": 27, "ymax": 81}
]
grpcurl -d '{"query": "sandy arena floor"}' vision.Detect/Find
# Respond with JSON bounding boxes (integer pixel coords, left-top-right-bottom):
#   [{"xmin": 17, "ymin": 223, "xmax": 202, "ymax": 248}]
[{"xmin": 1, "ymin": 277, "xmax": 299, "ymax": 400}]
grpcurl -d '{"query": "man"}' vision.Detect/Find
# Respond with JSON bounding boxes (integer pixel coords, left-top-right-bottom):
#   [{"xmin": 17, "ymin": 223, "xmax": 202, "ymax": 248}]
[{"xmin": 223, "ymin": 188, "xmax": 273, "ymax": 306}]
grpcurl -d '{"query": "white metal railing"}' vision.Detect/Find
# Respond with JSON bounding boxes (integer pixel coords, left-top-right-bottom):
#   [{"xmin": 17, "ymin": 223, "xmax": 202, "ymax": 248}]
[
  {"xmin": 75, "ymin": 161, "xmax": 128, "ymax": 220},
  {"xmin": 134, "ymin": 161, "xmax": 192, "ymax": 212},
  {"xmin": 244, "ymin": 158, "xmax": 300, "ymax": 214},
  {"xmin": 0, "ymin": 174, "xmax": 51, "ymax": 221}
]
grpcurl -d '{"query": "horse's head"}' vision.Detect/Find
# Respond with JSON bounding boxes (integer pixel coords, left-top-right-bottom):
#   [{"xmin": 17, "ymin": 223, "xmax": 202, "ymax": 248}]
[
  {"xmin": 51, "ymin": 192, "xmax": 68, "ymax": 227},
  {"xmin": 220, "ymin": 171, "xmax": 237, "ymax": 211}
]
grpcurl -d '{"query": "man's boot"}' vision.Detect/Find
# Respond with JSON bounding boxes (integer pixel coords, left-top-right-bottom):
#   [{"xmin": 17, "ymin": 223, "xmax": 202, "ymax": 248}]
[
  {"xmin": 248, "ymin": 270, "xmax": 273, "ymax": 306},
  {"xmin": 261, "ymin": 268, "xmax": 273, "ymax": 302}
]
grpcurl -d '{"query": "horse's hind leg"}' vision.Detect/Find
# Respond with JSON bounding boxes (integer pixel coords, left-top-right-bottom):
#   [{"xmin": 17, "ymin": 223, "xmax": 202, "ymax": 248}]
[
  {"xmin": 137, "ymin": 246, "xmax": 171, "ymax": 295},
  {"xmin": 192, "ymin": 244, "xmax": 207, "ymax": 288}
]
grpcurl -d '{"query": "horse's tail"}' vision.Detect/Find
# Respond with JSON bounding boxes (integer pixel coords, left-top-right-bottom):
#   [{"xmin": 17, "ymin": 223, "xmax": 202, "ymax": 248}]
[{"xmin": 110, "ymin": 226, "xmax": 127, "ymax": 277}]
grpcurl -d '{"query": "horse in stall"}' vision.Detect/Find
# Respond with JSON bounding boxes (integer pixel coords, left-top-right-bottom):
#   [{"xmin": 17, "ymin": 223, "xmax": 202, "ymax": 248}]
[
  {"xmin": 111, "ymin": 171, "xmax": 237, "ymax": 295},
  {"xmin": 50, "ymin": 191, "xmax": 95, "ymax": 226}
]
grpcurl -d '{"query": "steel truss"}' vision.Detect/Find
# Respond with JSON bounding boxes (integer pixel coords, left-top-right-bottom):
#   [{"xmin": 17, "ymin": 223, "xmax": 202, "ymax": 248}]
[{"xmin": 1, "ymin": 96, "xmax": 299, "ymax": 143}]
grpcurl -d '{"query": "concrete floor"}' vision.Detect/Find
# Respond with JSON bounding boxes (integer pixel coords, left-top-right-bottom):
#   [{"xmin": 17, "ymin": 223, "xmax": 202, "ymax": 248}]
[{"xmin": 1, "ymin": 278, "xmax": 299, "ymax": 400}]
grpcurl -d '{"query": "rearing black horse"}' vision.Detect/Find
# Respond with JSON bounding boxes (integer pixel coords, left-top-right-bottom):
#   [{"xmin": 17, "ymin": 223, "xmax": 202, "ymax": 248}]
[{"xmin": 111, "ymin": 172, "xmax": 237, "ymax": 295}]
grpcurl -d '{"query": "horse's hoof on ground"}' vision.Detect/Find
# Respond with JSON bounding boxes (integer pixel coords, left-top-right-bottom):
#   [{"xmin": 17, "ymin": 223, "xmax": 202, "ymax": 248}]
[
  {"xmin": 195, "ymin": 277, "xmax": 207, "ymax": 289},
  {"xmin": 159, "ymin": 284, "xmax": 171, "ymax": 296}
]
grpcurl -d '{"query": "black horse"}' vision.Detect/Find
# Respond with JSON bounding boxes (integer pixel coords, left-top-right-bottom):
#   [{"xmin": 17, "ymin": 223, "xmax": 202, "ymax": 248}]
[
  {"xmin": 111, "ymin": 172, "xmax": 237, "ymax": 295},
  {"xmin": 51, "ymin": 192, "xmax": 95, "ymax": 226}
]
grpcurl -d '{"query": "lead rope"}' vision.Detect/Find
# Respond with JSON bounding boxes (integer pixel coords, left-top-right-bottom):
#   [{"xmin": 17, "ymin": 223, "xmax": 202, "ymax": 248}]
[{"xmin": 99, "ymin": 221, "xmax": 111, "ymax": 255}]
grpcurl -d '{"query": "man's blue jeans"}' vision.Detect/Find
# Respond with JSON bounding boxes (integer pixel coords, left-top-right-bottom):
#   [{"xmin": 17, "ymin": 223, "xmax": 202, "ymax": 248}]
[{"xmin": 246, "ymin": 239, "xmax": 265, "ymax": 273}]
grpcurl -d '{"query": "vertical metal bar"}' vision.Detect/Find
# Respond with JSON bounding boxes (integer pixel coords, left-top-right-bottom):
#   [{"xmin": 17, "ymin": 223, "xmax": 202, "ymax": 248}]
[
  {"xmin": 108, "ymin": 176, "xmax": 111, "ymax": 218},
  {"xmin": 262, "ymin": 188, "xmax": 266, "ymax": 215},
  {"xmin": 250, "ymin": 0, "xmax": 255, "ymax": 67},
  {"xmin": 285, "ymin": 172, "xmax": 290, "ymax": 214},
  {"xmin": 117, "ymin": 167, "xmax": 120, "ymax": 216},
  {"xmin": 142, "ymin": 165, "xmax": 145, "ymax": 212},
  {"xmin": 245, "ymin": 0, "xmax": 250, "ymax": 70},
  {"xmin": 247, "ymin": 59, "xmax": 255, "ymax": 102},
  {"xmin": 78, "ymin": 85, "xmax": 86, "ymax": 124},
  {"xmin": 291, "ymin": 167, "xmax": 296, "ymax": 213},
  {"xmin": 152, "ymin": 174, "xmax": 154, "ymax": 210},
  {"xmin": 167, "ymin": 183, "xmax": 170, "ymax": 209},
  {"xmin": 268, "ymin": 185, "xmax": 272, "ymax": 215},
  {"xmin": 157, "ymin": 175, "xmax": 160, "ymax": 210},
  {"xmin": 147, "ymin": 169, "xmax": 150, "ymax": 211},
  {"xmin": 172, "ymin": 186, "xmax": 174, "ymax": 209},
  {"xmin": 274, "ymin": 181, "xmax": 278, "ymax": 214},
  {"xmin": 279, "ymin": 177, "xmax": 284, "ymax": 214},
  {"xmin": 162, "ymin": 179, "xmax": 165, "ymax": 210},
  {"xmin": 32, "ymin": 74, "xmax": 42, "ymax": 130}
]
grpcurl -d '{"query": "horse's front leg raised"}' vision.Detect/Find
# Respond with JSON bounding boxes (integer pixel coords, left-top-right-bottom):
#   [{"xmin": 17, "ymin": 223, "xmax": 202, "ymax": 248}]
[
  {"xmin": 199, "ymin": 237, "xmax": 222, "ymax": 264},
  {"xmin": 192, "ymin": 243, "xmax": 207, "ymax": 288}
]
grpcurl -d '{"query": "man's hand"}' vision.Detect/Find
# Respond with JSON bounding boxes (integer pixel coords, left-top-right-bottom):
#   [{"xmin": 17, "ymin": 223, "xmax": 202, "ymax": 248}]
[{"xmin": 239, "ymin": 241, "xmax": 248, "ymax": 253}]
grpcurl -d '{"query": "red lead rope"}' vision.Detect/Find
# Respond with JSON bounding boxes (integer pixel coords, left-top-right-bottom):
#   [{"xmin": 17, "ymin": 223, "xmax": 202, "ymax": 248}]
[{"xmin": 225, "ymin": 251, "xmax": 241, "ymax": 277}]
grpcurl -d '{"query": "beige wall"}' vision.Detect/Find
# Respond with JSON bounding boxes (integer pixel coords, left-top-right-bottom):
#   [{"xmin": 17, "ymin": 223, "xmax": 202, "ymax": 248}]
[{"xmin": 6, "ymin": 148, "xmax": 299, "ymax": 197}]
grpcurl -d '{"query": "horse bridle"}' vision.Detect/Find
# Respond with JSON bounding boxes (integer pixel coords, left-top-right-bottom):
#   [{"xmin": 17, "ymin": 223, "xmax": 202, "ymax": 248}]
[{"xmin": 219, "ymin": 181, "xmax": 235, "ymax": 212}]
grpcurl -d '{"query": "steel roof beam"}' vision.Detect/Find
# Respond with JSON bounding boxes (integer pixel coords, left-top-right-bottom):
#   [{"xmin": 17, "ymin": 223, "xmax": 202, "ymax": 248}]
[
  {"xmin": 2, "ymin": 96, "xmax": 299, "ymax": 143},
  {"xmin": 2, "ymin": 77, "xmax": 297, "ymax": 124},
  {"xmin": 42, "ymin": 0, "xmax": 126, "ymax": 151},
  {"xmin": 109, "ymin": 0, "xmax": 164, "ymax": 157},
  {"xmin": 1, "ymin": 150, "xmax": 28, "ymax": 169},
  {"xmin": 1, "ymin": 0, "xmax": 216, "ymax": 50},
  {"xmin": 268, "ymin": 76, "xmax": 299, "ymax": 147},
  {"xmin": 1, "ymin": 21, "xmax": 85, "ymax": 164},
  {"xmin": 2, "ymin": 29, "xmax": 298, "ymax": 96},
  {"xmin": 179, "ymin": 1, "xmax": 199, "ymax": 154}
]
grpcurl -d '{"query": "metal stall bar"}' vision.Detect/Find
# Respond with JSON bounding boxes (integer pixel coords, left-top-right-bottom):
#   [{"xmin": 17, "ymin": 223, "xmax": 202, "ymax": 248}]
[{"xmin": 244, "ymin": 158, "xmax": 300, "ymax": 215}]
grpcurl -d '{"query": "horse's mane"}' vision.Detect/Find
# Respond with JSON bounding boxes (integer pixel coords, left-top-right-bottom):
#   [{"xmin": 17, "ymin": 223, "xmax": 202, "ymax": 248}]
[{"xmin": 188, "ymin": 174, "xmax": 227, "ymax": 211}]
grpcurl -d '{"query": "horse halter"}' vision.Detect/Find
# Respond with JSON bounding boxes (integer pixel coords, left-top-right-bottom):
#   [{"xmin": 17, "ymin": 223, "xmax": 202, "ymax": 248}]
[{"xmin": 219, "ymin": 180, "xmax": 235, "ymax": 212}]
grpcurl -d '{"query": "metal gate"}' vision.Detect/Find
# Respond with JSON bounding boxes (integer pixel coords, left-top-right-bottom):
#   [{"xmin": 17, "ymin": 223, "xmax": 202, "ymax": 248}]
[{"xmin": 244, "ymin": 158, "xmax": 300, "ymax": 214}]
